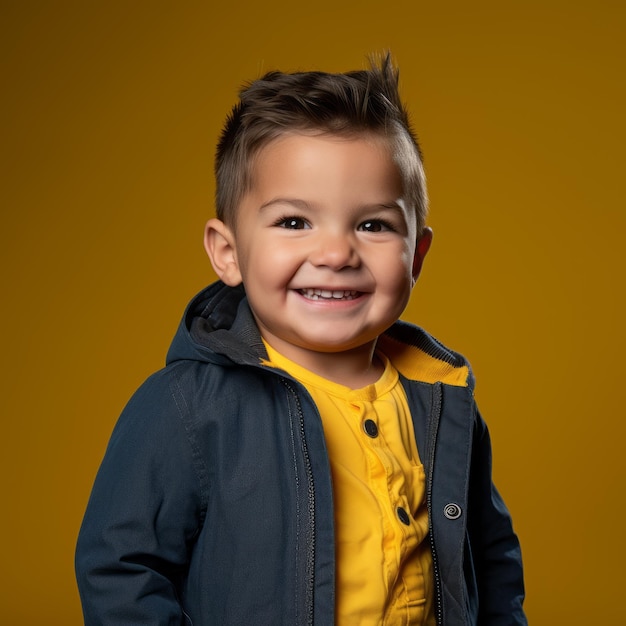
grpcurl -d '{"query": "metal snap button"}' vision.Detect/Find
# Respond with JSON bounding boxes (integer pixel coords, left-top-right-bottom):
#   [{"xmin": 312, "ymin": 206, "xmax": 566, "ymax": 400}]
[{"xmin": 443, "ymin": 503, "xmax": 462, "ymax": 520}]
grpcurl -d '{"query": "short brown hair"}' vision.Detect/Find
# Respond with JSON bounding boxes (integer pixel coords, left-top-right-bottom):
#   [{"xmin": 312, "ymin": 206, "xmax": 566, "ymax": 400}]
[{"xmin": 215, "ymin": 53, "xmax": 428, "ymax": 232}]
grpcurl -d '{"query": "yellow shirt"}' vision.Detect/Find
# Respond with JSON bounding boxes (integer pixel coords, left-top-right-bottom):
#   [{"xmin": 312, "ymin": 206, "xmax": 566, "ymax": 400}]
[{"xmin": 263, "ymin": 343, "xmax": 435, "ymax": 626}]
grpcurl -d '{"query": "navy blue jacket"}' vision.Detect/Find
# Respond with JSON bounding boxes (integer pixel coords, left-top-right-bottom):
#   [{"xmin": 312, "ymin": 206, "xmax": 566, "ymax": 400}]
[{"xmin": 76, "ymin": 282, "xmax": 526, "ymax": 625}]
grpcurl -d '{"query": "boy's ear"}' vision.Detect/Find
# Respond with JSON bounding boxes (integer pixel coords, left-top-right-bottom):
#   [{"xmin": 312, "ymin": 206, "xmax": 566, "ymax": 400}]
[
  {"xmin": 412, "ymin": 227, "xmax": 433, "ymax": 284},
  {"xmin": 204, "ymin": 218, "xmax": 243, "ymax": 286}
]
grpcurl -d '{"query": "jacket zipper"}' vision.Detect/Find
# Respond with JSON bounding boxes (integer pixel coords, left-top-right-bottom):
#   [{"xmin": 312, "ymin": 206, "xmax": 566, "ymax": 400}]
[
  {"xmin": 281, "ymin": 379, "xmax": 316, "ymax": 626},
  {"xmin": 427, "ymin": 382, "xmax": 444, "ymax": 626}
]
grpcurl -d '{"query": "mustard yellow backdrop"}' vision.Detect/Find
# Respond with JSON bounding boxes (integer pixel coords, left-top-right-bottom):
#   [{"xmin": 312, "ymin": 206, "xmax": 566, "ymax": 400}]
[{"xmin": 2, "ymin": 1, "xmax": 624, "ymax": 624}]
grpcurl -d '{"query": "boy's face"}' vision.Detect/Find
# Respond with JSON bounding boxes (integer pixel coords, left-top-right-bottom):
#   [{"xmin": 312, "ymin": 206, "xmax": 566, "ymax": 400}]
[{"xmin": 206, "ymin": 132, "xmax": 431, "ymax": 367}]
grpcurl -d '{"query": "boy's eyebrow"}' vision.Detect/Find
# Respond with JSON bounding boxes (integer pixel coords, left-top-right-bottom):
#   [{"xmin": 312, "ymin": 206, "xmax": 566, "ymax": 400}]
[
  {"xmin": 377, "ymin": 202, "xmax": 405, "ymax": 212},
  {"xmin": 259, "ymin": 198, "xmax": 312, "ymax": 211},
  {"xmin": 259, "ymin": 198, "xmax": 406, "ymax": 213}
]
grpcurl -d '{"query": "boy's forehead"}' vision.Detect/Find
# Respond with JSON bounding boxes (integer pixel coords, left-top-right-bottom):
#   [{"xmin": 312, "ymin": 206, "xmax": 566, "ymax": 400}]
[
  {"xmin": 249, "ymin": 130, "xmax": 401, "ymax": 179},
  {"xmin": 243, "ymin": 130, "xmax": 413, "ymax": 207}
]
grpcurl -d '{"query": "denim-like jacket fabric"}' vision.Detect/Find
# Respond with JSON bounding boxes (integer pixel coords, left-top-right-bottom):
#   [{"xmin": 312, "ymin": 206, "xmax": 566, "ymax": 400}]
[{"xmin": 76, "ymin": 281, "xmax": 527, "ymax": 625}]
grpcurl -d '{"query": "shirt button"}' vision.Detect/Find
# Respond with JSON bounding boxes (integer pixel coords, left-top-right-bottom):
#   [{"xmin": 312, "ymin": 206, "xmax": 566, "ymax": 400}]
[
  {"xmin": 363, "ymin": 419, "xmax": 378, "ymax": 437},
  {"xmin": 397, "ymin": 506, "xmax": 411, "ymax": 525}
]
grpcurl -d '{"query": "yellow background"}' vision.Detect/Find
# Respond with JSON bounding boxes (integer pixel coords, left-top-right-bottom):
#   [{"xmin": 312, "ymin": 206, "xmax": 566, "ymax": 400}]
[{"xmin": 2, "ymin": 2, "xmax": 624, "ymax": 624}]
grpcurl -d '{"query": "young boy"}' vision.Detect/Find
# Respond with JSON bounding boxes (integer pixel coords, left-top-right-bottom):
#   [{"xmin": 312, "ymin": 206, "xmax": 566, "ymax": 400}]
[{"xmin": 76, "ymin": 55, "xmax": 526, "ymax": 625}]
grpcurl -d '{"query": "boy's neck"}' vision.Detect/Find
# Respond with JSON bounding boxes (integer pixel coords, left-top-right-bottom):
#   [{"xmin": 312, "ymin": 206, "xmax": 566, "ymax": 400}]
[{"xmin": 264, "ymin": 337, "xmax": 383, "ymax": 389}]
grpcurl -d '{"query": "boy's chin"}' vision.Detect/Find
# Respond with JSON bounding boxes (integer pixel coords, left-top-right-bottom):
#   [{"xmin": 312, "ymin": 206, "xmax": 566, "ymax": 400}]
[{"xmin": 285, "ymin": 334, "xmax": 380, "ymax": 356}]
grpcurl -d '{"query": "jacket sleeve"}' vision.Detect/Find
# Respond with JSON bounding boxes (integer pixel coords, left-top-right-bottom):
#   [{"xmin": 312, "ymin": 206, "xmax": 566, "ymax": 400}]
[
  {"xmin": 75, "ymin": 368, "xmax": 206, "ymax": 625},
  {"xmin": 467, "ymin": 408, "xmax": 527, "ymax": 625}
]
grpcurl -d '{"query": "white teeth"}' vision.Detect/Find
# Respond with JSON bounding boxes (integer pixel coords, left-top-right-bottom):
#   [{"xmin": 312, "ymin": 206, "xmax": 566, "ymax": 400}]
[{"xmin": 300, "ymin": 288, "xmax": 358, "ymax": 301}]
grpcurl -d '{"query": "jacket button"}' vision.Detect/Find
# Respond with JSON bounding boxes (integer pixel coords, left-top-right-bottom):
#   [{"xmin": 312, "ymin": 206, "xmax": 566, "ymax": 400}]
[
  {"xmin": 363, "ymin": 419, "xmax": 378, "ymax": 437},
  {"xmin": 397, "ymin": 506, "xmax": 411, "ymax": 525},
  {"xmin": 443, "ymin": 503, "xmax": 462, "ymax": 520}
]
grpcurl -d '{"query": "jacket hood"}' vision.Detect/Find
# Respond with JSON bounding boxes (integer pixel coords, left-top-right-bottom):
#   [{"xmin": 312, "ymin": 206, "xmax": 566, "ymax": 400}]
[
  {"xmin": 166, "ymin": 281, "xmax": 474, "ymax": 390},
  {"xmin": 166, "ymin": 282, "xmax": 266, "ymax": 368}
]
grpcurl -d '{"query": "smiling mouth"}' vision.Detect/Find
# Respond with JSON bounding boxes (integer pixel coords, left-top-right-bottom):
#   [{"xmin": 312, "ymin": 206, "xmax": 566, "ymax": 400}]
[{"xmin": 299, "ymin": 288, "xmax": 360, "ymax": 301}]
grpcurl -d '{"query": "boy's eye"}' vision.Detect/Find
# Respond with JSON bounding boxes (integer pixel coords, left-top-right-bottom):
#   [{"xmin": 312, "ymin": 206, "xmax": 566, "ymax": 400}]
[
  {"xmin": 276, "ymin": 216, "xmax": 310, "ymax": 229},
  {"xmin": 358, "ymin": 219, "xmax": 394, "ymax": 233}
]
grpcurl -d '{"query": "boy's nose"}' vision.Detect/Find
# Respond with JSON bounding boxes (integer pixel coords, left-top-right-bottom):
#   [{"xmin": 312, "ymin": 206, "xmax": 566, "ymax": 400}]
[{"xmin": 309, "ymin": 232, "xmax": 360, "ymax": 270}]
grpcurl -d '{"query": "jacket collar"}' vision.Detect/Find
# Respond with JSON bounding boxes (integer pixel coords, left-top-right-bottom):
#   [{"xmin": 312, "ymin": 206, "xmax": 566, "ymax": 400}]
[{"xmin": 167, "ymin": 281, "xmax": 473, "ymax": 389}]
